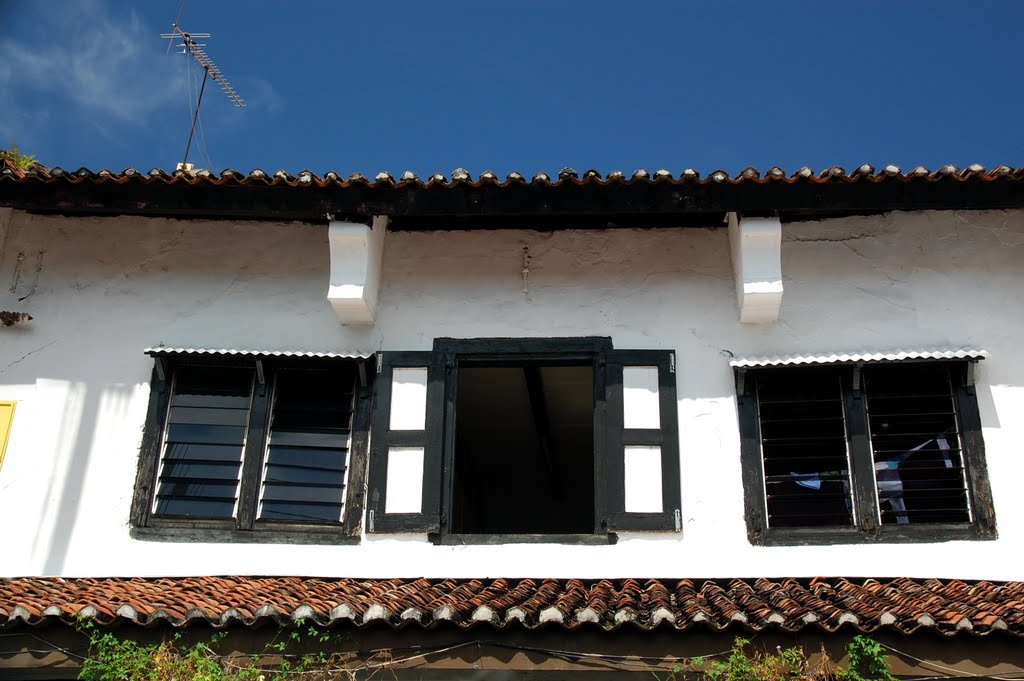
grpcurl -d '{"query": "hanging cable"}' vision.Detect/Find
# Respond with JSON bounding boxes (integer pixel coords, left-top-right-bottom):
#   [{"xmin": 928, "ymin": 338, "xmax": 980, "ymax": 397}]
[
  {"xmin": 196, "ymin": 100, "xmax": 214, "ymax": 170},
  {"xmin": 181, "ymin": 66, "xmax": 208, "ymax": 167},
  {"xmin": 879, "ymin": 641, "xmax": 1024, "ymax": 681}
]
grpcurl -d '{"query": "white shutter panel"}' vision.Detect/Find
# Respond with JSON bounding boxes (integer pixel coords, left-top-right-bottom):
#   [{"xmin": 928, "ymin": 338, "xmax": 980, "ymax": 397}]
[
  {"xmin": 603, "ymin": 350, "xmax": 681, "ymax": 531},
  {"xmin": 367, "ymin": 352, "xmax": 444, "ymax": 533}
]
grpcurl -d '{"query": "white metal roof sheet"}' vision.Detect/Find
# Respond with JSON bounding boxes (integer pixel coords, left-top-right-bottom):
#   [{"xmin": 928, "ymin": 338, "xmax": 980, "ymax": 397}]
[
  {"xmin": 144, "ymin": 347, "xmax": 373, "ymax": 359},
  {"xmin": 730, "ymin": 348, "xmax": 988, "ymax": 369}
]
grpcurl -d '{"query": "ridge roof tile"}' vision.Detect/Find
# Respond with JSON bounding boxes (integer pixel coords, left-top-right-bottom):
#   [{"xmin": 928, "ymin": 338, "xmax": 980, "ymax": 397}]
[{"xmin": 5, "ymin": 164, "xmax": 1023, "ymax": 188}]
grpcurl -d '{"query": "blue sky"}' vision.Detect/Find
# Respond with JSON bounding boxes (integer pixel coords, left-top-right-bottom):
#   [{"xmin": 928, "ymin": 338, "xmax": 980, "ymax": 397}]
[{"xmin": 1, "ymin": 1, "xmax": 1022, "ymax": 176}]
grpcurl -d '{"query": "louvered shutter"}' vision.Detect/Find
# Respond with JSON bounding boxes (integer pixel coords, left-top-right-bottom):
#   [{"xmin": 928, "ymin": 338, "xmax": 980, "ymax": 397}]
[
  {"xmin": 367, "ymin": 351, "xmax": 444, "ymax": 533},
  {"xmin": 603, "ymin": 350, "xmax": 681, "ymax": 531}
]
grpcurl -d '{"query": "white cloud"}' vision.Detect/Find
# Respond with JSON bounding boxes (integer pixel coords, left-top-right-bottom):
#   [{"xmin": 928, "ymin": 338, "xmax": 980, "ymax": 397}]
[{"xmin": 0, "ymin": 0, "xmax": 185, "ymax": 124}]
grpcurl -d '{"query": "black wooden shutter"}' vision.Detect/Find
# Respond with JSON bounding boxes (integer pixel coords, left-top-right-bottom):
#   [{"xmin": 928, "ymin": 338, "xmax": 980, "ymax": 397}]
[
  {"xmin": 603, "ymin": 350, "xmax": 681, "ymax": 531},
  {"xmin": 367, "ymin": 351, "xmax": 444, "ymax": 533}
]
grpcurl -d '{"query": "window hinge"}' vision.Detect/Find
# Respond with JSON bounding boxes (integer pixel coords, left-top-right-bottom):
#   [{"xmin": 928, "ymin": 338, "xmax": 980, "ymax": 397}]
[
  {"xmin": 967, "ymin": 360, "xmax": 977, "ymax": 387},
  {"xmin": 368, "ymin": 510, "xmax": 375, "ymax": 533},
  {"xmin": 674, "ymin": 509, "xmax": 682, "ymax": 531},
  {"xmin": 376, "ymin": 353, "xmax": 383, "ymax": 372},
  {"xmin": 154, "ymin": 358, "xmax": 167, "ymax": 383},
  {"xmin": 357, "ymin": 360, "xmax": 367, "ymax": 388},
  {"xmin": 255, "ymin": 360, "xmax": 265, "ymax": 385},
  {"xmin": 852, "ymin": 364, "xmax": 863, "ymax": 398},
  {"xmin": 669, "ymin": 352, "xmax": 676, "ymax": 374}
]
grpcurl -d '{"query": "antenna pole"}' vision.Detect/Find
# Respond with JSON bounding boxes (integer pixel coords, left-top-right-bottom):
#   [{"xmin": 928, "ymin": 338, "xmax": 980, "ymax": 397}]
[
  {"xmin": 161, "ymin": 23, "xmax": 245, "ymax": 107},
  {"xmin": 161, "ymin": 13, "xmax": 245, "ymax": 170},
  {"xmin": 182, "ymin": 67, "xmax": 209, "ymax": 167}
]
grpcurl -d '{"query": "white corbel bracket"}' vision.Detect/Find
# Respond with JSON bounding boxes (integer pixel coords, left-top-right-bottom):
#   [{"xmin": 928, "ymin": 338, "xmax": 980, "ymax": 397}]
[
  {"xmin": 727, "ymin": 212, "xmax": 783, "ymax": 324},
  {"xmin": 327, "ymin": 216, "xmax": 387, "ymax": 325}
]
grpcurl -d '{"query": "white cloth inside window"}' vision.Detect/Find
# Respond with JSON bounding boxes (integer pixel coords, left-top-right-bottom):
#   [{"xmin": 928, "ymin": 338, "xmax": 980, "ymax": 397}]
[
  {"xmin": 875, "ymin": 435, "xmax": 952, "ymax": 524},
  {"xmin": 788, "ymin": 435, "xmax": 953, "ymax": 525}
]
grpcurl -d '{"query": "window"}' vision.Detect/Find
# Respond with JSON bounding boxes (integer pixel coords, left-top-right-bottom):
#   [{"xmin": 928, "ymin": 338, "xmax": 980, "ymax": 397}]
[
  {"xmin": 736, "ymin": 359, "xmax": 996, "ymax": 544},
  {"xmin": 131, "ymin": 351, "xmax": 371, "ymax": 543},
  {"xmin": 366, "ymin": 338, "xmax": 681, "ymax": 543}
]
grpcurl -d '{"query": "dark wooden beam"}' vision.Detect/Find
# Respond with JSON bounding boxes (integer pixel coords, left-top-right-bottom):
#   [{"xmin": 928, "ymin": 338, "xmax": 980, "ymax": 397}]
[{"xmin": 3, "ymin": 176, "xmax": 1024, "ymax": 229}]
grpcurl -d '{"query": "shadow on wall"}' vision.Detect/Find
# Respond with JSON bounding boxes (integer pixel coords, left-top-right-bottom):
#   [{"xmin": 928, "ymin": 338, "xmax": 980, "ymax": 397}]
[
  {"xmin": 30, "ymin": 379, "xmax": 137, "ymax": 576},
  {"xmin": 28, "ymin": 379, "xmax": 87, "ymax": 568}
]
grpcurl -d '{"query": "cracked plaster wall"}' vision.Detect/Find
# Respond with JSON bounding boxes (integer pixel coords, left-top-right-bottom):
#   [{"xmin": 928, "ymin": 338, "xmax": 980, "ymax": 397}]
[{"xmin": 0, "ymin": 208, "xmax": 1022, "ymax": 579}]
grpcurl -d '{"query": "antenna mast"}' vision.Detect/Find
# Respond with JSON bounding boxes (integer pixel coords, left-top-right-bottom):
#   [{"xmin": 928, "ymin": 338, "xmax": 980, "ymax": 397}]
[{"xmin": 161, "ymin": 23, "xmax": 245, "ymax": 169}]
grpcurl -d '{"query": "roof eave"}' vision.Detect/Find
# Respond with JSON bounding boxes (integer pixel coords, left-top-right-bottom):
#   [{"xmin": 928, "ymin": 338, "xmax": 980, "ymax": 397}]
[{"xmin": 3, "ymin": 169, "xmax": 1024, "ymax": 228}]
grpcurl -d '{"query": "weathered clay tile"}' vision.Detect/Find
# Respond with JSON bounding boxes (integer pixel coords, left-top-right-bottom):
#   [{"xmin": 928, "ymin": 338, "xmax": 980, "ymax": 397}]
[
  {"xmin": 2, "ymin": 577, "xmax": 1024, "ymax": 635},
  {"xmin": 0, "ymin": 164, "xmax": 1019, "ymax": 188}
]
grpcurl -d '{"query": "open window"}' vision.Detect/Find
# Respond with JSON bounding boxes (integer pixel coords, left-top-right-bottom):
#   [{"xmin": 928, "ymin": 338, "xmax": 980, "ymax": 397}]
[
  {"xmin": 451, "ymin": 361, "xmax": 595, "ymax": 535},
  {"xmin": 367, "ymin": 338, "xmax": 681, "ymax": 542},
  {"xmin": 131, "ymin": 349, "xmax": 372, "ymax": 544},
  {"xmin": 735, "ymin": 356, "xmax": 996, "ymax": 544}
]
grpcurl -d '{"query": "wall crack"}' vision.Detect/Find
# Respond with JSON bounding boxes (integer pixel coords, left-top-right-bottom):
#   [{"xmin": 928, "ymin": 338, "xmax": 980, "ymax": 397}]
[
  {"xmin": 2, "ymin": 339, "xmax": 57, "ymax": 373},
  {"xmin": 786, "ymin": 233, "xmax": 877, "ymax": 243}
]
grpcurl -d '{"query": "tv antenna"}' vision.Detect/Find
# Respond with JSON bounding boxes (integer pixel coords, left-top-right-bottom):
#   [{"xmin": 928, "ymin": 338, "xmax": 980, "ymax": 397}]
[{"xmin": 161, "ymin": 22, "xmax": 245, "ymax": 169}]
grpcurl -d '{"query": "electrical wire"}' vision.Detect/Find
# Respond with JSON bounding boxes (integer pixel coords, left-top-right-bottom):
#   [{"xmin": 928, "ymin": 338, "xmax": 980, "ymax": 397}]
[
  {"xmin": 879, "ymin": 641, "xmax": 1024, "ymax": 681},
  {"xmin": 184, "ymin": 52, "xmax": 193, "ymax": 161},
  {"xmin": 164, "ymin": 0, "xmax": 186, "ymax": 55},
  {"xmin": 196, "ymin": 106, "xmax": 214, "ymax": 171},
  {"xmin": 7, "ymin": 629, "xmax": 1024, "ymax": 679},
  {"xmin": 191, "ymin": 56, "xmax": 213, "ymax": 170},
  {"xmin": 0, "ymin": 632, "xmax": 731, "ymax": 675},
  {"xmin": 355, "ymin": 638, "xmax": 732, "ymax": 663},
  {"xmin": 0, "ymin": 632, "xmax": 89, "ymax": 661},
  {"xmin": 181, "ymin": 45, "xmax": 214, "ymax": 171},
  {"xmin": 165, "ymin": 0, "xmax": 187, "ymax": 55}
]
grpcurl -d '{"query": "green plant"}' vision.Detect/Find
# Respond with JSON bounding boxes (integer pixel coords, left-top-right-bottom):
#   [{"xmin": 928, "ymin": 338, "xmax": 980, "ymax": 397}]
[
  {"xmin": 838, "ymin": 635, "xmax": 896, "ymax": 681},
  {"xmin": 78, "ymin": 622, "xmax": 155, "ymax": 681},
  {"xmin": 654, "ymin": 635, "xmax": 892, "ymax": 681},
  {"xmin": 76, "ymin": 621, "xmax": 897, "ymax": 681},
  {"xmin": 75, "ymin": 617, "xmax": 371, "ymax": 681},
  {"xmin": 0, "ymin": 142, "xmax": 37, "ymax": 170},
  {"xmin": 704, "ymin": 638, "xmax": 805, "ymax": 681}
]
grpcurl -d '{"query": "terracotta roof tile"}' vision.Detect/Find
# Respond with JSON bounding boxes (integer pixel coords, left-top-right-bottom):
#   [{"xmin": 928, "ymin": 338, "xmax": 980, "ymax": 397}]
[
  {"xmin": 4, "ymin": 163, "xmax": 1023, "ymax": 229},
  {"xmin": 3, "ymin": 164, "xmax": 1023, "ymax": 188},
  {"xmin": 2, "ymin": 577, "xmax": 1024, "ymax": 635}
]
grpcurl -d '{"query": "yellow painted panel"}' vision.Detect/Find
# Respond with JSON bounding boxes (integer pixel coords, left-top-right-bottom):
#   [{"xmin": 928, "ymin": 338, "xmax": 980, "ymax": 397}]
[{"xmin": 0, "ymin": 401, "xmax": 15, "ymax": 471}]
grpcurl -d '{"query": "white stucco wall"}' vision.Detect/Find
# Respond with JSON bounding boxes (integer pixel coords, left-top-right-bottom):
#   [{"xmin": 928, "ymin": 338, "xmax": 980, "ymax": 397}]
[{"xmin": 0, "ymin": 208, "xmax": 1021, "ymax": 580}]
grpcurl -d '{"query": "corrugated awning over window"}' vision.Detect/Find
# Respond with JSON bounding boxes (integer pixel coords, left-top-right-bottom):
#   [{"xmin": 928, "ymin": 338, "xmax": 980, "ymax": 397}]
[
  {"xmin": 729, "ymin": 349, "xmax": 988, "ymax": 369},
  {"xmin": 144, "ymin": 347, "xmax": 374, "ymax": 360}
]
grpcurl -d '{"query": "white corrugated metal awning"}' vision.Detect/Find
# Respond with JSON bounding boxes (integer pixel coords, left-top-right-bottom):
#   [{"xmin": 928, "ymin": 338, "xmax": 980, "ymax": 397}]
[
  {"xmin": 730, "ymin": 348, "xmax": 988, "ymax": 369},
  {"xmin": 144, "ymin": 347, "xmax": 374, "ymax": 359}
]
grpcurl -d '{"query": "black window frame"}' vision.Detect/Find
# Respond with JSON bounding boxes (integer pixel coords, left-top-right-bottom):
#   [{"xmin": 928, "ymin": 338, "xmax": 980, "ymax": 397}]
[
  {"xmin": 366, "ymin": 337, "xmax": 682, "ymax": 544},
  {"xmin": 130, "ymin": 353, "xmax": 373, "ymax": 545},
  {"xmin": 435, "ymin": 337, "xmax": 612, "ymax": 545},
  {"xmin": 736, "ymin": 359, "xmax": 997, "ymax": 545}
]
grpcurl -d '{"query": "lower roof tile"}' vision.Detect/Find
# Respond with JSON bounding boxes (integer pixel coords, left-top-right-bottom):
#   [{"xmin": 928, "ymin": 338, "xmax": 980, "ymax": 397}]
[{"xmin": 1, "ymin": 576, "xmax": 1023, "ymax": 636}]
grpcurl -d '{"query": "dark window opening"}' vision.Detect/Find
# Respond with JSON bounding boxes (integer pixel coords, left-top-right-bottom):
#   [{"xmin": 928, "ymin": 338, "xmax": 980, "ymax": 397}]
[
  {"xmin": 451, "ymin": 363, "xmax": 595, "ymax": 534},
  {"xmin": 259, "ymin": 368, "xmax": 355, "ymax": 523},
  {"xmin": 155, "ymin": 366, "xmax": 253, "ymax": 519},
  {"xmin": 755, "ymin": 368, "xmax": 853, "ymax": 528},
  {"xmin": 864, "ymin": 364, "xmax": 971, "ymax": 525},
  {"xmin": 136, "ymin": 355, "xmax": 371, "ymax": 542},
  {"xmin": 738, "ymin": 359, "xmax": 994, "ymax": 543},
  {"xmin": 366, "ymin": 340, "xmax": 681, "ymax": 538}
]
